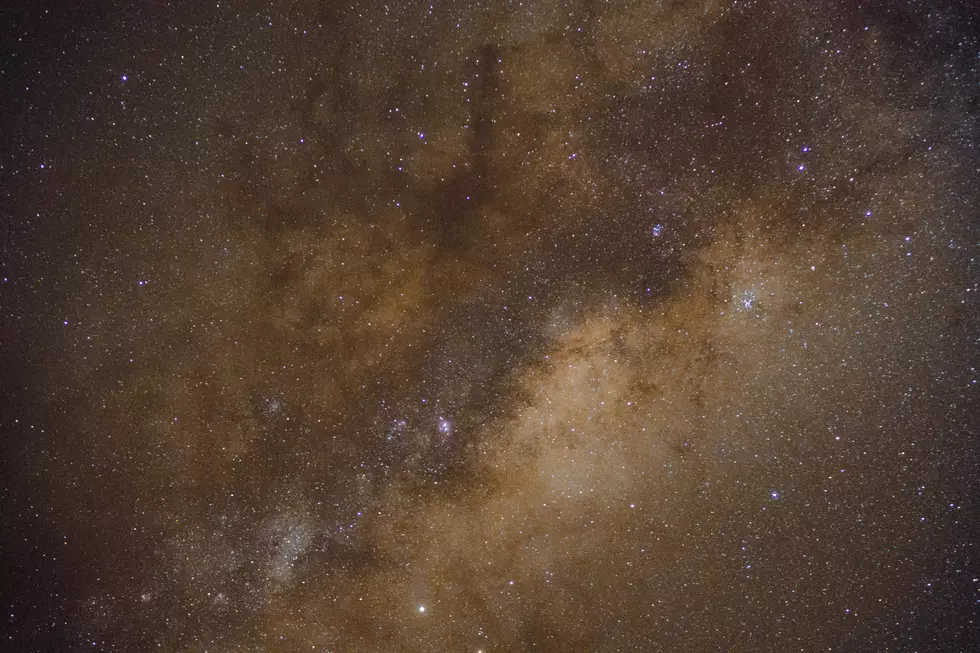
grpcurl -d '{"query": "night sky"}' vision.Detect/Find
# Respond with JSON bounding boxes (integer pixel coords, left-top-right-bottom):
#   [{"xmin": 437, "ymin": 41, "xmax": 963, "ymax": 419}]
[{"xmin": 2, "ymin": 1, "xmax": 979, "ymax": 651}]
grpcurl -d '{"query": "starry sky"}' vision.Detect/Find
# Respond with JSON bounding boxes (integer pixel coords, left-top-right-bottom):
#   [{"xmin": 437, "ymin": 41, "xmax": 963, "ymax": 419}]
[{"xmin": 2, "ymin": 1, "xmax": 979, "ymax": 651}]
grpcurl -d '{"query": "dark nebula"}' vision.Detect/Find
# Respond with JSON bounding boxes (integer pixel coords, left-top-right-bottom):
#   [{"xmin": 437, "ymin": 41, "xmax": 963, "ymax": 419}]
[{"xmin": 2, "ymin": 1, "xmax": 978, "ymax": 651}]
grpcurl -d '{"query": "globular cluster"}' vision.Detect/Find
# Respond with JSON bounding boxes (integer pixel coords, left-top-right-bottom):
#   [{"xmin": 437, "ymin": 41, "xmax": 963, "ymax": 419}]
[{"xmin": 2, "ymin": 1, "xmax": 978, "ymax": 651}]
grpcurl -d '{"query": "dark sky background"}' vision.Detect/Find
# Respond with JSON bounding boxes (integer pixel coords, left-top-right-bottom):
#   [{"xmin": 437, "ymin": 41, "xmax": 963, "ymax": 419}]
[{"xmin": 2, "ymin": 1, "xmax": 979, "ymax": 651}]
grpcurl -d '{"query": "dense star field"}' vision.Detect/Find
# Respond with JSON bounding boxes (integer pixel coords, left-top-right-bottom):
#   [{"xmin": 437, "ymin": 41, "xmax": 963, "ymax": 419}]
[{"xmin": 2, "ymin": 0, "xmax": 978, "ymax": 650}]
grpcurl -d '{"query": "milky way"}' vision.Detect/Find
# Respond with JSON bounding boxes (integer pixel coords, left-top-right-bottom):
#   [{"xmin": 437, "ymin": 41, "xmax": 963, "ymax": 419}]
[{"xmin": 2, "ymin": 1, "xmax": 978, "ymax": 651}]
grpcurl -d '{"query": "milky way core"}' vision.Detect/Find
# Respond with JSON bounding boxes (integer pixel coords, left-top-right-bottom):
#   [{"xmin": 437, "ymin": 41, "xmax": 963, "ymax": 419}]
[{"xmin": 2, "ymin": 1, "xmax": 978, "ymax": 651}]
